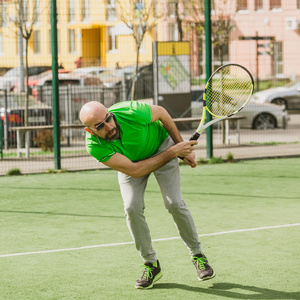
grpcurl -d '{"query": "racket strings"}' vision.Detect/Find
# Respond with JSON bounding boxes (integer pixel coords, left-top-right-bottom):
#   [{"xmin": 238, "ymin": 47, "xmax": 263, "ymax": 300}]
[{"xmin": 206, "ymin": 65, "xmax": 253, "ymax": 117}]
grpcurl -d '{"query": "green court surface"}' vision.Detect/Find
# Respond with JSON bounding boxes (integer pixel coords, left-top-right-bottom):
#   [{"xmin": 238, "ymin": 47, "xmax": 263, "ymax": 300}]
[{"xmin": 0, "ymin": 158, "xmax": 299, "ymax": 299}]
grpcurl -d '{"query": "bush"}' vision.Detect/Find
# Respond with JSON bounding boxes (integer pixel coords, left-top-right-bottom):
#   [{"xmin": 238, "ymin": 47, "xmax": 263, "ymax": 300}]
[
  {"xmin": 226, "ymin": 152, "xmax": 234, "ymax": 162},
  {"xmin": 34, "ymin": 130, "xmax": 53, "ymax": 151},
  {"xmin": 208, "ymin": 157, "xmax": 224, "ymax": 164},
  {"xmin": 7, "ymin": 168, "xmax": 22, "ymax": 176}
]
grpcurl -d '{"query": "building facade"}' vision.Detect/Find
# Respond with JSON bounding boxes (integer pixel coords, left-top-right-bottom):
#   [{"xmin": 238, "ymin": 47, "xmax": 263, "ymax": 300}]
[{"xmin": 0, "ymin": 0, "xmax": 299, "ymax": 81}]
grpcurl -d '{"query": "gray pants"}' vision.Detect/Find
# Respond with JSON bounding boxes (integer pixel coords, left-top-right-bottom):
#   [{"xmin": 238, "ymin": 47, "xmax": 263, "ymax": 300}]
[{"xmin": 118, "ymin": 136, "xmax": 202, "ymax": 263}]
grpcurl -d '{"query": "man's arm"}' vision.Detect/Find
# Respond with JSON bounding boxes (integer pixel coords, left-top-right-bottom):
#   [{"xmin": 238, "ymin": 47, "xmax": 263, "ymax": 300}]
[
  {"xmin": 150, "ymin": 105, "xmax": 197, "ymax": 167},
  {"xmin": 102, "ymin": 140, "xmax": 196, "ymax": 178}
]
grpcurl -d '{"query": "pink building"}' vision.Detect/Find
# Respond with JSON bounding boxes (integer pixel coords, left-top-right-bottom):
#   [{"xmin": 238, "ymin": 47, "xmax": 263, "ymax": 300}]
[
  {"xmin": 162, "ymin": 0, "xmax": 300, "ymax": 81},
  {"xmin": 231, "ymin": 0, "xmax": 300, "ymax": 80}
]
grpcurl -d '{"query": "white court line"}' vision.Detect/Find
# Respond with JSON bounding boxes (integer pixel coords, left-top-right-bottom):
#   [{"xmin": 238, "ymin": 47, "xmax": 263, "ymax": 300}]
[{"xmin": 1, "ymin": 223, "xmax": 299, "ymax": 258}]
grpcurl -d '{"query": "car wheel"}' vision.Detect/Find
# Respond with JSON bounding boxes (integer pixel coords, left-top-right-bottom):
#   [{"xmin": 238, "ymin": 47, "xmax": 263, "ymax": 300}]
[
  {"xmin": 271, "ymin": 98, "xmax": 287, "ymax": 109},
  {"xmin": 253, "ymin": 113, "xmax": 277, "ymax": 130}
]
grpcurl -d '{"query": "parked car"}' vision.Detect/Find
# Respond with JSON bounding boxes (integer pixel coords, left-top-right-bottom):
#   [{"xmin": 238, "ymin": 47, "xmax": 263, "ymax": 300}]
[
  {"xmin": 251, "ymin": 81, "xmax": 300, "ymax": 110},
  {"xmin": 71, "ymin": 66, "xmax": 109, "ymax": 77},
  {"xmin": 98, "ymin": 65, "xmax": 139, "ymax": 88},
  {"xmin": 13, "ymin": 69, "xmax": 71, "ymax": 93},
  {"xmin": 98, "ymin": 63, "xmax": 153, "ymax": 99},
  {"xmin": 191, "ymin": 88, "xmax": 289, "ymax": 129},
  {"xmin": 0, "ymin": 93, "xmax": 52, "ymax": 146},
  {"xmin": 0, "ymin": 66, "xmax": 52, "ymax": 91},
  {"xmin": 30, "ymin": 73, "xmax": 102, "ymax": 98}
]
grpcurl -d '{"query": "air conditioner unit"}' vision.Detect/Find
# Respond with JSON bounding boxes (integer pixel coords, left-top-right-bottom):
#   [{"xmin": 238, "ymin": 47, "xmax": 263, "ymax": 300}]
[{"xmin": 286, "ymin": 18, "xmax": 298, "ymax": 30}]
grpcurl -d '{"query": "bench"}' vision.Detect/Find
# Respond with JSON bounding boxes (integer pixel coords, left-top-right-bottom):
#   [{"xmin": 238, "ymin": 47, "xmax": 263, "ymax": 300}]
[
  {"xmin": 9, "ymin": 116, "xmax": 245, "ymax": 158},
  {"xmin": 9, "ymin": 124, "xmax": 85, "ymax": 158}
]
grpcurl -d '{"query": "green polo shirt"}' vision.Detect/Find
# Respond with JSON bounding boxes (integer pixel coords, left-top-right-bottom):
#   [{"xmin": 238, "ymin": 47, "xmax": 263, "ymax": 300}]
[{"xmin": 86, "ymin": 101, "xmax": 169, "ymax": 162}]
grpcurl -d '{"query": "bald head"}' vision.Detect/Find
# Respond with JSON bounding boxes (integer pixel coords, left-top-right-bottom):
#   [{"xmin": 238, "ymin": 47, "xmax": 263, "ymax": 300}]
[{"xmin": 79, "ymin": 101, "xmax": 107, "ymax": 127}]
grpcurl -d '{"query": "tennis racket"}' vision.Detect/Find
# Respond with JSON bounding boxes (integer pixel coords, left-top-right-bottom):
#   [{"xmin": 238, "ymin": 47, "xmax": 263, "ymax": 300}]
[{"xmin": 189, "ymin": 63, "xmax": 254, "ymax": 141}]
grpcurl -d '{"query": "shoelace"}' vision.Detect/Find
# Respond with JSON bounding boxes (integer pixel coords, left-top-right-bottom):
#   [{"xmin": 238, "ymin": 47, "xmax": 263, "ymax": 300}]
[
  {"xmin": 140, "ymin": 264, "xmax": 154, "ymax": 281},
  {"xmin": 193, "ymin": 256, "xmax": 207, "ymax": 270}
]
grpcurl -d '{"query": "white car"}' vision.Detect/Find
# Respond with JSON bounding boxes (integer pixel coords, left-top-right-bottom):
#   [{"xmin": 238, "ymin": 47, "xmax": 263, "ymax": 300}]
[
  {"xmin": 191, "ymin": 89, "xmax": 289, "ymax": 129},
  {"xmin": 251, "ymin": 82, "xmax": 300, "ymax": 110},
  {"xmin": 0, "ymin": 66, "xmax": 51, "ymax": 91},
  {"xmin": 71, "ymin": 66, "xmax": 109, "ymax": 77}
]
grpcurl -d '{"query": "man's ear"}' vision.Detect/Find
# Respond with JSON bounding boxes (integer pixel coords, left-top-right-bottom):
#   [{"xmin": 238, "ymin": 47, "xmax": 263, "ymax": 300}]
[{"xmin": 84, "ymin": 127, "xmax": 94, "ymax": 135}]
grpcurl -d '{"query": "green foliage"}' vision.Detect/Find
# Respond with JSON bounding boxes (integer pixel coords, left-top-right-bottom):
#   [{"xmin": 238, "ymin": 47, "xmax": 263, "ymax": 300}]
[
  {"xmin": 208, "ymin": 156, "xmax": 224, "ymax": 164},
  {"xmin": 46, "ymin": 169, "xmax": 67, "ymax": 174},
  {"xmin": 226, "ymin": 152, "xmax": 234, "ymax": 162},
  {"xmin": 6, "ymin": 168, "xmax": 22, "ymax": 176}
]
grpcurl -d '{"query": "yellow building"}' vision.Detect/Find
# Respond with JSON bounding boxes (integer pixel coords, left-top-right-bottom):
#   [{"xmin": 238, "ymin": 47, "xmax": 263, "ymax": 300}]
[{"xmin": 0, "ymin": 0, "xmax": 156, "ymax": 71}]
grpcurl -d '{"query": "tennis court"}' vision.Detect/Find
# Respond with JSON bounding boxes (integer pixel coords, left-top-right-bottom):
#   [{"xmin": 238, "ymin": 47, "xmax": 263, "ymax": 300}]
[{"xmin": 0, "ymin": 158, "xmax": 299, "ymax": 299}]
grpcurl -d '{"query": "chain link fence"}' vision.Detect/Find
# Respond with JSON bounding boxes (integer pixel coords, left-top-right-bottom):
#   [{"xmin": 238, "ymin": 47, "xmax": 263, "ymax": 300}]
[{"xmin": 0, "ymin": 1, "xmax": 300, "ymax": 175}]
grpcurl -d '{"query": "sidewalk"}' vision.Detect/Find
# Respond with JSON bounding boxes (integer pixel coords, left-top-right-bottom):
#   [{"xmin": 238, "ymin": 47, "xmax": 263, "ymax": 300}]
[{"xmin": 1, "ymin": 142, "xmax": 299, "ymax": 176}]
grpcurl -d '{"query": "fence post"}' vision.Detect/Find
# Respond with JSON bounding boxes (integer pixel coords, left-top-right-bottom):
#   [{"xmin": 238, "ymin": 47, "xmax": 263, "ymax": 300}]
[
  {"xmin": 205, "ymin": 0, "xmax": 213, "ymax": 159},
  {"xmin": 50, "ymin": 0, "xmax": 61, "ymax": 170},
  {"xmin": 0, "ymin": 118, "xmax": 3, "ymax": 159}
]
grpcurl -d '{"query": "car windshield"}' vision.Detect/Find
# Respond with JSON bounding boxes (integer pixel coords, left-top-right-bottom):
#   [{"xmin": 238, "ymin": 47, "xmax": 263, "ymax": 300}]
[{"xmin": 4, "ymin": 68, "xmax": 20, "ymax": 77}]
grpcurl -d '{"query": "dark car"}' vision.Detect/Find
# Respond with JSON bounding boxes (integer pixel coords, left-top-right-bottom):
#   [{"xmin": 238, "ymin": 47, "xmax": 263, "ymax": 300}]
[{"xmin": 0, "ymin": 93, "xmax": 52, "ymax": 147}]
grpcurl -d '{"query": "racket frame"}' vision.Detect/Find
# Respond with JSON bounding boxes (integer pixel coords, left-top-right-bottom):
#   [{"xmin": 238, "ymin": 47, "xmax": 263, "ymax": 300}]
[{"xmin": 190, "ymin": 63, "xmax": 254, "ymax": 141}]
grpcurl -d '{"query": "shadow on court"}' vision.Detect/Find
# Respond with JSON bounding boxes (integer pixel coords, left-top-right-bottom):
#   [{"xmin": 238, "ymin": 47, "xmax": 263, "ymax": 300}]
[
  {"xmin": 0, "ymin": 210, "xmax": 124, "ymax": 219},
  {"xmin": 154, "ymin": 282, "xmax": 299, "ymax": 299},
  {"xmin": 2, "ymin": 186, "xmax": 299, "ymax": 200}
]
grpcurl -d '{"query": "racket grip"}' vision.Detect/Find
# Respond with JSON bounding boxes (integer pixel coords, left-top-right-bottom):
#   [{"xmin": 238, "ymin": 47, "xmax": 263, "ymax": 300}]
[
  {"xmin": 189, "ymin": 132, "xmax": 200, "ymax": 141},
  {"xmin": 178, "ymin": 132, "xmax": 200, "ymax": 160}
]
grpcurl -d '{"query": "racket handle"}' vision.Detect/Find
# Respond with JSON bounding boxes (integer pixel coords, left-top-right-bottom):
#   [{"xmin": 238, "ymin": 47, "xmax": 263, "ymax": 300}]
[
  {"xmin": 189, "ymin": 132, "xmax": 200, "ymax": 141},
  {"xmin": 178, "ymin": 132, "xmax": 200, "ymax": 160}
]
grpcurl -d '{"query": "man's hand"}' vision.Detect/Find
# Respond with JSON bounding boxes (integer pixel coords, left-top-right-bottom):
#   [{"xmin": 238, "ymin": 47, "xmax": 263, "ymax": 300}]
[
  {"xmin": 184, "ymin": 152, "xmax": 198, "ymax": 168},
  {"xmin": 171, "ymin": 141, "xmax": 197, "ymax": 159}
]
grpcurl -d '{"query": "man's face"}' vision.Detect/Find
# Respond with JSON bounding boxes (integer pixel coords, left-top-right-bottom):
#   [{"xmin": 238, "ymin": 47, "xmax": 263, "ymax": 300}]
[{"xmin": 89, "ymin": 111, "xmax": 120, "ymax": 141}]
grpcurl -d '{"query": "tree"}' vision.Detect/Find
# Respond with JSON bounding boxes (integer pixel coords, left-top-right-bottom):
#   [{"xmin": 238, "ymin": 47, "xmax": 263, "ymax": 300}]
[
  {"xmin": 117, "ymin": 0, "xmax": 160, "ymax": 100},
  {"xmin": 173, "ymin": 0, "xmax": 236, "ymax": 73},
  {"xmin": 0, "ymin": 0, "xmax": 42, "ymax": 127}
]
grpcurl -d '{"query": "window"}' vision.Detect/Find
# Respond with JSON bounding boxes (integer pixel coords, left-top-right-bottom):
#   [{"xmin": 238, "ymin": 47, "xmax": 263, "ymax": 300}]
[
  {"xmin": 0, "ymin": 2, "xmax": 7, "ymax": 27},
  {"xmin": 213, "ymin": 43, "xmax": 229, "ymax": 61},
  {"xmin": 22, "ymin": 0, "xmax": 29, "ymax": 22},
  {"xmin": 135, "ymin": 0, "xmax": 145, "ymax": 19},
  {"xmin": 237, "ymin": 0, "xmax": 248, "ymax": 11},
  {"xmin": 0, "ymin": 33, "xmax": 3, "ymax": 55},
  {"xmin": 255, "ymin": 0, "xmax": 263, "ymax": 10},
  {"xmin": 33, "ymin": 30, "xmax": 41, "ymax": 54},
  {"xmin": 69, "ymin": 0, "xmax": 76, "ymax": 22},
  {"xmin": 169, "ymin": 23, "xmax": 179, "ymax": 41},
  {"xmin": 82, "ymin": 0, "xmax": 90, "ymax": 21},
  {"xmin": 135, "ymin": 0, "xmax": 144, "ymax": 11},
  {"xmin": 34, "ymin": 0, "xmax": 41, "ymax": 23},
  {"xmin": 106, "ymin": 0, "xmax": 117, "ymax": 21},
  {"xmin": 108, "ymin": 27, "xmax": 118, "ymax": 51},
  {"xmin": 168, "ymin": 0, "xmax": 176, "ymax": 17},
  {"xmin": 68, "ymin": 29, "xmax": 76, "ymax": 53},
  {"xmin": 273, "ymin": 42, "xmax": 283, "ymax": 75},
  {"xmin": 270, "ymin": 0, "xmax": 281, "ymax": 10}
]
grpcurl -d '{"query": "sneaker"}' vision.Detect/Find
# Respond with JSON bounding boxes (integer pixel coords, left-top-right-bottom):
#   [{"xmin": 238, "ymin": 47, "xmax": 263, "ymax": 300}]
[
  {"xmin": 135, "ymin": 260, "xmax": 163, "ymax": 289},
  {"xmin": 192, "ymin": 253, "xmax": 215, "ymax": 281}
]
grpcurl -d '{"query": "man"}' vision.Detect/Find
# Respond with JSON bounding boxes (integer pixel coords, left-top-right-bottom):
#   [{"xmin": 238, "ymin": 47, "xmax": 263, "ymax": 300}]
[{"xmin": 79, "ymin": 100, "xmax": 215, "ymax": 289}]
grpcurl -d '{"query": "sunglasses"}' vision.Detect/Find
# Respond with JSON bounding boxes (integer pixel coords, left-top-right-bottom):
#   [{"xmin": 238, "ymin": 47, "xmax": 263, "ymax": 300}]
[{"xmin": 95, "ymin": 113, "xmax": 114, "ymax": 131}]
